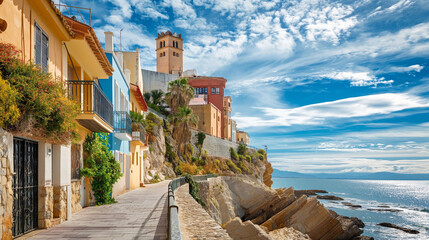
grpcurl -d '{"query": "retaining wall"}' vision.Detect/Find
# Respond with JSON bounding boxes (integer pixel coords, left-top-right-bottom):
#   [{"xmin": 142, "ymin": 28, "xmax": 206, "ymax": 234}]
[{"xmin": 191, "ymin": 130, "xmax": 239, "ymax": 159}]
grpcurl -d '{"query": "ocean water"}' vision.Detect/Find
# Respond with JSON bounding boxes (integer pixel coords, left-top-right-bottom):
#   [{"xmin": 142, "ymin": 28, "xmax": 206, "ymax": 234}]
[{"xmin": 272, "ymin": 177, "xmax": 429, "ymax": 240}]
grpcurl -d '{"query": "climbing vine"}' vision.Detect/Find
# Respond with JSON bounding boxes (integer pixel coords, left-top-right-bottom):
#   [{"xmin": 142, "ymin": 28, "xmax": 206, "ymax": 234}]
[{"xmin": 81, "ymin": 133, "xmax": 122, "ymax": 205}]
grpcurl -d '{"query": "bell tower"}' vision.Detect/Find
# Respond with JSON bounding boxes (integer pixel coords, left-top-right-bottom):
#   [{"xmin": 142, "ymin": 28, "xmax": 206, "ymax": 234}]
[{"xmin": 156, "ymin": 31, "xmax": 183, "ymax": 75}]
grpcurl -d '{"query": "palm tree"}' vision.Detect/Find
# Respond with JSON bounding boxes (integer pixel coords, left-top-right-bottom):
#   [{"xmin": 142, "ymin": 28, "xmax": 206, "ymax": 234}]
[
  {"xmin": 150, "ymin": 89, "xmax": 164, "ymax": 106},
  {"xmin": 143, "ymin": 92, "xmax": 151, "ymax": 103},
  {"xmin": 165, "ymin": 78, "xmax": 195, "ymax": 115},
  {"xmin": 171, "ymin": 106, "xmax": 198, "ymax": 155}
]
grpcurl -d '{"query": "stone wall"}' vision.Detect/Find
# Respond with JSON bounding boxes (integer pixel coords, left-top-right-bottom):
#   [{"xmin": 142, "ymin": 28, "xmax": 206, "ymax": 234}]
[
  {"xmin": 190, "ymin": 130, "xmax": 239, "ymax": 159},
  {"xmin": 71, "ymin": 180, "xmax": 82, "ymax": 214},
  {"xmin": 0, "ymin": 128, "xmax": 13, "ymax": 240},
  {"xmin": 38, "ymin": 186, "xmax": 54, "ymax": 228},
  {"xmin": 53, "ymin": 186, "xmax": 68, "ymax": 222}
]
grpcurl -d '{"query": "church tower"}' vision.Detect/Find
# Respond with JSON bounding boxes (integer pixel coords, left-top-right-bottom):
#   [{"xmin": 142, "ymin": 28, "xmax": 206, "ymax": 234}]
[{"xmin": 156, "ymin": 31, "xmax": 183, "ymax": 75}]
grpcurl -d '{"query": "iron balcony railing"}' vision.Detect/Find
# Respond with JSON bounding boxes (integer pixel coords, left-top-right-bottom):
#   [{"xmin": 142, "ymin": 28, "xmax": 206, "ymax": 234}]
[
  {"xmin": 114, "ymin": 111, "xmax": 132, "ymax": 135},
  {"xmin": 132, "ymin": 123, "xmax": 148, "ymax": 144},
  {"xmin": 67, "ymin": 80, "xmax": 113, "ymax": 127}
]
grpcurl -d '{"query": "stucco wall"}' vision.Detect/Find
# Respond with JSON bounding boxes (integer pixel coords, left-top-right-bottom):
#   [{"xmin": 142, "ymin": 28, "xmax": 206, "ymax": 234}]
[
  {"xmin": 142, "ymin": 69, "xmax": 178, "ymax": 93},
  {"xmin": 0, "ymin": 128, "xmax": 13, "ymax": 239},
  {"xmin": 191, "ymin": 129, "xmax": 239, "ymax": 159}
]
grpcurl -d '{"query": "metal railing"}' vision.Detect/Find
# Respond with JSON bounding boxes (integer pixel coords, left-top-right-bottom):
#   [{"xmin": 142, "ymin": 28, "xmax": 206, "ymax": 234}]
[
  {"xmin": 167, "ymin": 174, "xmax": 219, "ymax": 240},
  {"xmin": 67, "ymin": 80, "xmax": 113, "ymax": 127},
  {"xmin": 132, "ymin": 130, "xmax": 148, "ymax": 144},
  {"xmin": 148, "ymin": 107, "xmax": 168, "ymax": 121},
  {"xmin": 114, "ymin": 111, "xmax": 132, "ymax": 135},
  {"xmin": 56, "ymin": 2, "xmax": 92, "ymax": 26}
]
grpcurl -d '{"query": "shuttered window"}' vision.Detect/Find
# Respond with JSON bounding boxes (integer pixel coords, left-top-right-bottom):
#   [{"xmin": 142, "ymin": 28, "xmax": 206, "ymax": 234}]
[{"xmin": 34, "ymin": 22, "xmax": 49, "ymax": 72}]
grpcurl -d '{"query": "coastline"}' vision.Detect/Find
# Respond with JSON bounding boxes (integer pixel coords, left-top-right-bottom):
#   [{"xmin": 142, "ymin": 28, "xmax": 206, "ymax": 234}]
[{"xmin": 272, "ymin": 177, "xmax": 429, "ymax": 240}]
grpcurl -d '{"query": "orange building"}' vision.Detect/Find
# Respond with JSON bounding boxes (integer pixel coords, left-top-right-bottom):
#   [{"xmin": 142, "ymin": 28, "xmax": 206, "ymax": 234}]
[
  {"xmin": 187, "ymin": 76, "xmax": 233, "ymax": 140},
  {"xmin": 189, "ymin": 96, "xmax": 222, "ymax": 138}
]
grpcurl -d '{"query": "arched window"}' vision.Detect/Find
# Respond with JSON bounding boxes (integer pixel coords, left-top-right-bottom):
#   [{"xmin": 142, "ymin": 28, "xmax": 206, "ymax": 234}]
[
  {"xmin": 159, "ymin": 53, "xmax": 162, "ymax": 57},
  {"xmin": 176, "ymin": 53, "xmax": 179, "ymax": 57},
  {"xmin": 173, "ymin": 52, "xmax": 175, "ymax": 56},
  {"xmin": 159, "ymin": 41, "xmax": 162, "ymax": 48}
]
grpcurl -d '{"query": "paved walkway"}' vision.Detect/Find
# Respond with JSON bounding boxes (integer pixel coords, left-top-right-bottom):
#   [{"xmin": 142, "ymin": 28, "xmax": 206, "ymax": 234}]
[
  {"xmin": 29, "ymin": 181, "xmax": 170, "ymax": 240},
  {"xmin": 175, "ymin": 184, "xmax": 231, "ymax": 240}
]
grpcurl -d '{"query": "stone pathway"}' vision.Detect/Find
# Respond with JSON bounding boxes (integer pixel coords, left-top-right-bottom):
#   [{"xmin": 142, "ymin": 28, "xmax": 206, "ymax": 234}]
[
  {"xmin": 28, "ymin": 181, "xmax": 170, "ymax": 240},
  {"xmin": 175, "ymin": 184, "xmax": 231, "ymax": 240}
]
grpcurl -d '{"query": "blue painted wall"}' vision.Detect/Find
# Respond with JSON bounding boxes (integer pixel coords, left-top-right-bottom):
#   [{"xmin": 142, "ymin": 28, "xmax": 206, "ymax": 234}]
[{"xmin": 99, "ymin": 52, "xmax": 130, "ymax": 154}]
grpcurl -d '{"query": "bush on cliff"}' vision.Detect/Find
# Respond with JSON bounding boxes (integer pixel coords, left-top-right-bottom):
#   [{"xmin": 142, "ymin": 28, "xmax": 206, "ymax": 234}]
[
  {"xmin": 227, "ymin": 160, "xmax": 242, "ymax": 173},
  {"xmin": 146, "ymin": 112, "xmax": 162, "ymax": 143},
  {"xmin": 184, "ymin": 174, "xmax": 206, "ymax": 207},
  {"xmin": 238, "ymin": 143, "xmax": 247, "ymax": 155},
  {"xmin": 230, "ymin": 147, "xmax": 239, "ymax": 160},
  {"xmin": 81, "ymin": 133, "xmax": 122, "ymax": 205}
]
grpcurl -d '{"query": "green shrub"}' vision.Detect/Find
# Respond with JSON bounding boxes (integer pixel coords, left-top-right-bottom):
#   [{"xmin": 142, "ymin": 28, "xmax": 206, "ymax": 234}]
[
  {"xmin": 245, "ymin": 155, "xmax": 252, "ymax": 163},
  {"xmin": 0, "ymin": 43, "xmax": 79, "ymax": 144},
  {"xmin": 198, "ymin": 158, "xmax": 206, "ymax": 166},
  {"xmin": 227, "ymin": 160, "xmax": 241, "ymax": 173},
  {"xmin": 256, "ymin": 152, "xmax": 265, "ymax": 161},
  {"xmin": 237, "ymin": 143, "xmax": 247, "ymax": 155},
  {"xmin": 191, "ymin": 157, "xmax": 198, "ymax": 163},
  {"xmin": 0, "ymin": 76, "xmax": 20, "ymax": 128},
  {"xmin": 230, "ymin": 147, "xmax": 238, "ymax": 160},
  {"xmin": 196, "ymin": 132, "xmax": 206, "ymax": 146},
  {"xmin": 257, "ymin": 149, "xmax": 266, "ymax": 155},
  {"xmin": 80, "ymin": 133, "xmax": 122, "ymax": 205},
  {"xmin": 184, "ymin": 174, "xmax": 205, "ymax": 207},
  {"xmin": 239, "ymin": 154, "xmax": 246, "ymax": 161}
]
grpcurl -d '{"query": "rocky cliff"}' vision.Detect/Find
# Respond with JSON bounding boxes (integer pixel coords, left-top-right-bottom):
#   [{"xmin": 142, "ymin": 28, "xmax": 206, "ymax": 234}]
[{"xmin": 197, "ymin": 176, "xmax": 367, "ymax": 240}]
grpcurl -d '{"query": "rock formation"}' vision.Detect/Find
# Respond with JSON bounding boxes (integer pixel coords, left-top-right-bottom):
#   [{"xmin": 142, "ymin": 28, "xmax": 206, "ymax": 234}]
[
  {"xmin": 197, "ymin": 176, "xmax": 367, "ymax": 240},
  {"xmin": 377, "ymin": 222, "xmax": 419, "ymax": 234},
  {"xmin": 263, "ymin": 161, "xmax": 273, "ymax": 187}
]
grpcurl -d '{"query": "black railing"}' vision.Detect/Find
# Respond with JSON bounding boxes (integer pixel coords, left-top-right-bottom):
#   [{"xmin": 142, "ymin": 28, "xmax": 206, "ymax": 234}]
[
  {"xmin": 114, "ymin": 111, "xmax": 132, "ymax": 135},
  {"xmin": 67, "ymin": 80, "xmax": 113, "ymax": 127},
  {"xmin": 132, "ymin": 125, "xmax": 147, "ymax": 144}
]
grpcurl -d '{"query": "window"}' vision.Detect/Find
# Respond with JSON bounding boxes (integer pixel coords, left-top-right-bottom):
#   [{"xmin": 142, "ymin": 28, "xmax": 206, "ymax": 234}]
[
  {"xmin": 115, "ymin": 82, "xmax": 120, "ymax": 111},
  {"xmin": 176, "ymin": 53, "xmax": 179, "ymax": 57},
  {"xmin": 211, "ymin": 87, "xmax": 215, "ymax": 94},
  {"xmin": 159, "ymin": 53, "xmax": 162, "ymax": 57},
  {"xmin": 35, "ymin": 22, "xmax": 49, "ymax": 72},
  {"xmin": 204, "ymin": 87, "xmax": 208, "ymax": 94},
  {"xmin": 173, "ymin": 52, "xmax": 175, "ymax": 56},
  {"xmin": 160, "ymin": 41, "xmax": 162, "ymax": 48},
  {"xmin": 216, "ymin": 88, "xmax": 220, "ymax": 94}
]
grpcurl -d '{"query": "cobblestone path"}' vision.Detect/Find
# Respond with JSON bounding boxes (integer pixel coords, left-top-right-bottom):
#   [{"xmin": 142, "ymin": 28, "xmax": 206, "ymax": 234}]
[
  {"xmin": 29, "ymin": 181, "xmax": 169, "ymax": 240},
  {"xmin": 175, "ymin": 184, "xmax": 231, "ymax": 240}
]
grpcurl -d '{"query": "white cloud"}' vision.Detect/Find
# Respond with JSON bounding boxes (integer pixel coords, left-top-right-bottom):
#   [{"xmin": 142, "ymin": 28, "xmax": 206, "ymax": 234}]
[
  {"xmin": 271, "ymin": 157, "xmax": 429, "ymax": 174},
  {"xmin": 390, "ymin": 64, "xmax": 424, "ymax": 73},
  {"xmin": 234, "ymin": 93, "xmax": 429, "ymax": 128},
  {"xmin": 369, "ymin": 0, "xmax": 414, "ymax": 17},
  {"xmin": 279, "ymin": 0, "xmax": 358, "ymax": 44},
  {"xmin": 321, "ymin": 71, "xmax": 394, "ymax": 87}
]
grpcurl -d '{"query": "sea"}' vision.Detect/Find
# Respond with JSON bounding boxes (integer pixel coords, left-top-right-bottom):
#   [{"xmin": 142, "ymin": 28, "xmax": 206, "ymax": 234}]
[{"xmin": 272, "ymin": 177, "xmax": 429, "ymax": 240}]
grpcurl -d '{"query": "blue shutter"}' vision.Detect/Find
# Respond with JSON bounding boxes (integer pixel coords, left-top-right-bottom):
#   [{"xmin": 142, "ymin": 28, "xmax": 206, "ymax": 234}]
[
  {"xmin": 35, "ymin": 24, "xmax": 41, "ymax": 67},
  {"xmin": 41, "ymin": 33, "xmax": 49, "ymax": 72}
]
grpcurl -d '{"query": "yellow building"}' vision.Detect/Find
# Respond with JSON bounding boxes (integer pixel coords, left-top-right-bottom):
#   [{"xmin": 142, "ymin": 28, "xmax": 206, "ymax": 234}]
[
  {"xmin": 121, "ymin": 48, "xmax": 149, "ymax": 191},
  {"xmin": 223, "ymin": 96, "xmax": 233, "ymax": 141},
  {"xmin": 236, "ymin": 130, "xmax": 250, "ymax": 145},
  {"xmin": 189, "ymin": 96, "xmax": 222, "ymax": 138},
  {"xmin": 0, "ymin": 0, "xmax": 112, "ymax": 236},
  {"xmin": 64, "ymin": 15, "xmax": 114, "ymax": 211},
  {"xmin": 156, "ymin": 31, "xmax": 183, "ymax": 75}
]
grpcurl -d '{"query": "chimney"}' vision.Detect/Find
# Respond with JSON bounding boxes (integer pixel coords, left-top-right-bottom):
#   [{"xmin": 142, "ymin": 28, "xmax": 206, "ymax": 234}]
[
  {"xmin": 104, "ymin": 32, "xmax": 114, "ymax": 52},
  {"xmin": 124, "ymin": 69, "xmax": 131, "ymax": 84},
  {"xmin": 116, "ymin": 52, "xmax": 123, "ymax": 70}
]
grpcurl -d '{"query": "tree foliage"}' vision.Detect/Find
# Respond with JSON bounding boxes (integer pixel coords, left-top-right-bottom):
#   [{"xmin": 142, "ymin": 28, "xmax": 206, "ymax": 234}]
[
  {"xmin": 165, "ymin": 78, "xmax": 195, "ymax": 115},
  {"xmin": 171, "ymin": 106, "xmax": 198, "ymax": 155},
  {"xmin": 0, "ymin": 43, "xmax": 79, "ymax": 144},
  {"xmin": 81, "ymin": 133, "xmax": 122, "ymax": 205}
]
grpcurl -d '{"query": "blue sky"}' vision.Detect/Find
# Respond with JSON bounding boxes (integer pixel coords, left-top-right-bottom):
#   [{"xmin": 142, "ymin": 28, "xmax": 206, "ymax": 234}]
[{"xmin": 57, "ymin": 0, "xmax": 429, "ymax": 174}]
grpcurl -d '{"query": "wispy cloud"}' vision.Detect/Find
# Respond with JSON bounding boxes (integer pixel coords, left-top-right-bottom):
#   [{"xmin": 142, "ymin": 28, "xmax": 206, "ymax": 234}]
[
  {"xmin": 234, "ymin": 93, "xmax": 429, "ymax": 128},
  {"xmin": 320, "ymin": 72, "xmax": 393, "ymax": 87},
  {"xmin": 390, "ymin": 64, "xmax": 424, "ymax": 73}
]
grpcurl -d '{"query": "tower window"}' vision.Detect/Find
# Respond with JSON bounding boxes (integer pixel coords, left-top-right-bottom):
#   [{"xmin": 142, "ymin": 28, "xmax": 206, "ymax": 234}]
[
  {"xmin": 216, "ymin": 88, "xmax": 220, "ymax": 94},
  {"xmin": 176, "ymin": 53, "xmax": 179, "ymax": 57},
  {"xmin": 163, "ymin": 52, "xmax": 166, "ymax": 57},
  {"xmin": 160, "ymin": 53, "xmax": 162, "ymax": 57},
  {"xmin": 160, "ymin": 41, "xmax": 162, "ymax": 48},
  {"xmin": 211, "ymin": 87, "xmax": 215, "ymax": 94}
]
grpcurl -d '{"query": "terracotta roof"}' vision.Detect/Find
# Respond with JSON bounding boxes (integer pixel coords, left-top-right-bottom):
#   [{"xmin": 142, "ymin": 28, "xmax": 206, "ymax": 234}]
[
  {"xmin": 64, "ymin": 16, "xmax": 114, "ymax": 76},
  {"xmin": 46, "ymin": 0, "xmax": 75, "ymax": 38},
  {"xmin": 130, "ymin": 83, "xmax": 148, "ymax": 112}
]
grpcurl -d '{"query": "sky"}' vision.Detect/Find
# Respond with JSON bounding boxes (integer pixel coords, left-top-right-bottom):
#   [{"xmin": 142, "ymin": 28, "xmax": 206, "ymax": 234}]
[{"xmin": 57, "ymin": 0, "xmax": 429, "ymax": 174}]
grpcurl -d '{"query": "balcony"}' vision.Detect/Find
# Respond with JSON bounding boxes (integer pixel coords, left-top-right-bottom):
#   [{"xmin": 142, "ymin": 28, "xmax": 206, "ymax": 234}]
[
  {"xmin": 67, "ymin": 80, "xmax": 113, "ymax": 133},
  {"xmin": 114, "ymin": 111, "xmax": 132, "ymax": 141},
  {"xmin": 131, "ymin": 123, "xmax": 148, "ymax": 147}
]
